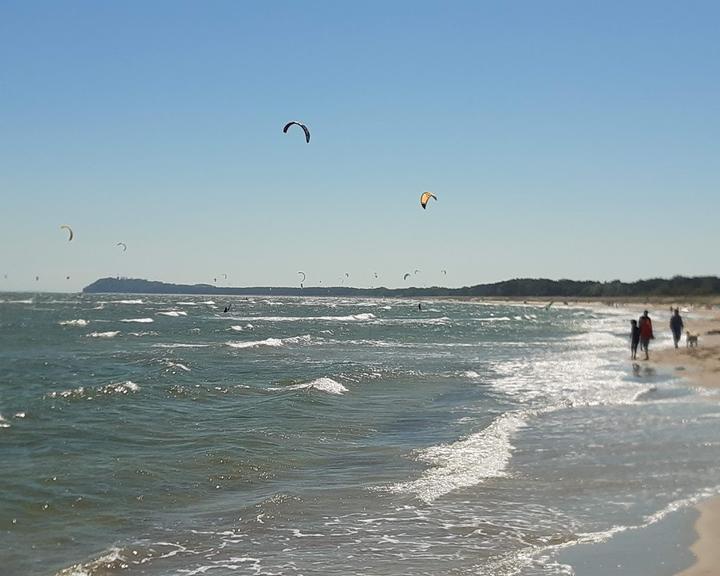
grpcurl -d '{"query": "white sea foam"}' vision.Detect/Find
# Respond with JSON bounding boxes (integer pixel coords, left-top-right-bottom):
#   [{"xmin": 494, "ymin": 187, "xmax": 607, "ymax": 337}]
[
  {"xmin": 14, "ymin": 412, "xmax": 26, "ymax": 418},
  {"xmin": 176, "ymin": 301, "xmax": 199, "ymax": 306},
  {"xmin": 59, "ymin": 319, "xmax": 89, "ymax": 327},
  {"xmin": 111, "ymin": 299, "xmax": 144, "ymax": 304},
  {"xmin": 152, "ymin": 343, "xmax": 210, "ymax": 349},
  {"xmin": 3, "ymin": 298, "xmax": 34, "ymax": 304},
  {"xmin": 128, "ymin": 331, "xmax": 159, "ymax": 337},
  {"xmin": 164, "ymin": 360, "xmax": 191, "ymax": 372},
  {"xmin": 157, "ymin": 310, "xmax": 187, "ymax": 317},
  {"xmin": 227, "ymin": 338, "xmax": 284, "ymax": 349},
  {"xmin": 0, "ymin": 414, "xmax": 10, "ymax": 429},
  {"xmin": 270, "ymin": 377, "xmax": 349, "ymax": 395},
  {"xmin": 224, "ymin": 313, "xmax": 377, "ymax": 323},
  {"xmin": 389, "ymin": 411, "xmax": 526, "ymax": 502},
  {"xmin": 87, "ymin": 331, "xmax": 120, "ymax": 338},
  {"xmin": 462, "ymin": 370, "xmax": 481, "ymax": 378},
  {"xmin": 46, "ymin": 381, "xmax": 139, "ymax": 400},
  {"xmin": 230, "ymin": 325, "xmax": 244, "ymax": 331},
  {"xmin": 121, "ymin": 318, "xmax": 154, "ymax": 323},
  {"xmin": 54, "ymin": 547, "xmax": 126, "ymax": 576},
  {"xmin": 226, "ymin": 335, "xmax": 312, "ymax": 349}
]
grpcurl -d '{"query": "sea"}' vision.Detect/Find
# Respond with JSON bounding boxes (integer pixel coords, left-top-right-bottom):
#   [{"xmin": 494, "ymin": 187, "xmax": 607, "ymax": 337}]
[{"xmin": 1, "ymin": 293, "xmax": 719, "ymax": 576}]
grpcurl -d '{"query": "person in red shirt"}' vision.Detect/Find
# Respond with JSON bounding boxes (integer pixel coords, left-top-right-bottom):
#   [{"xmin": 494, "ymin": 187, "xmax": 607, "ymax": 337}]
[{"xmin": 638, "ymin": 310, "xmax": 654, "ymax": 360}]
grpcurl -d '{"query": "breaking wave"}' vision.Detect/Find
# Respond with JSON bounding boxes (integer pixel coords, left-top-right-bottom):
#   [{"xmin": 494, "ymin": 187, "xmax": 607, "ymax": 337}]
[{"xmin": 269, "ymin": 377, "xmax": 349, "ymax": 395}]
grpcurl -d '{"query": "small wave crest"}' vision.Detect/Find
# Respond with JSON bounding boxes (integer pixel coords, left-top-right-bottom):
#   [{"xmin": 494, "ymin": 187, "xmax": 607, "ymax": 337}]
[
  {"xmin": 86, "ymin": 331, "xmax": 120, "ymax": 338},
  {"xmin": 157, "ymin": 311, "xmax": 187, "ymax": 317},
  {"xmin": 121, "ymin": 318, "xmax": 154, "ymax": 323},
  {"xmin": 226, "ymin": 335, "xmax": 312, "ymax": 349},
  {"xmin": 270, "ymin": 377, "xmax": 348, "ymax": 395},
  {"xmin": 152, "ymin": 343, "xmax": 210, "ymax": 349},
  {"xmin": 163, "ymin": 360, "xmax": 191, "ymax": 372},
  {"xmin": 59, "ymin": 319, "xmax": 89, "ymax": 327},
  {"xmin": 388, "ymin": 412, "xmax": 526, "ymax": 502},
  {"xmin": 46, "ymin": 381, "xmax": 140, "ymax": 400}
]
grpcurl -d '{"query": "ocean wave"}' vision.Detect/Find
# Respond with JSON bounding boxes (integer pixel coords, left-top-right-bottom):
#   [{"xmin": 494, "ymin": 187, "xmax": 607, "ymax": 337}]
[
  {"xmin": 128, "ymin": 331, "xmax": 159, "ymax": 337},
  {"xmin": 1, "ymin": 298, "xmax": 34, "ymax": 304},
  {"xmin": 226, "ymin": 335, "xmax": 313, "ymax": 349},
  {"xmin": 59, "ymin": 319, "xmax": 90, "ymax": 327},
  {"xmin": 101, "ymin": 299, "xmax": 144, "ymax": 305},
  {"xmin": 230, "ymin": 325, "xmax": 244, "ymax": 331},
  {"xmin": 224, "ymin": 313, "xmax": 377, "ymax": 323},
  {"xmin": 0, "ymin": 414, "xmax": 10, "ymax": 429},
  {"xmin": 388, "ymin": 411, "xmax": 527, "ymax": 502},
  {"xmin": 46, "ymin": 381, "xmax": 140, "ymax": 400},
  {"xmin": 157, "ymin": 311, "xmax": 187, "ymax": 317},
  {"xmin": 86, "ymin": 331, "xmax": 120, "ymax": 338},
  {"xmin": 163, "ymin": 360, "xmax": 191, "ymax": 372},
  {"xmin": 121, "ymin": 318, "xmax": 154, "ymax": 323},
  {"xmin": 55, "ymin": 547, "xmax": 126, "ymax": 576},
  {"xmin": 269, "ymin": 377, "xmax": 349, "ymax": 395},
  {"xmin": 152, "ymin": 343, "xmax": 210, "ymax": 349}
]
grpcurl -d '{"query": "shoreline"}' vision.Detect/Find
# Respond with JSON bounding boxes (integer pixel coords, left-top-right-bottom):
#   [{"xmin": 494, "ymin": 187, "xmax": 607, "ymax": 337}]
[
  {"xmin": 613, "ymin": 303, "xmax": 720, "ymax": 576},
  {"xmin": 649, "ymin": 308, "xmax": 720, "ymax": 576}
]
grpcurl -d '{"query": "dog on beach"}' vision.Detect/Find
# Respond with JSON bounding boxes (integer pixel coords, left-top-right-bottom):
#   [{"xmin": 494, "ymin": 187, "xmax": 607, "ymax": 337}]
[{"xmin": 686, "ymin": 331, "xmax": 699, "ymax": 348}]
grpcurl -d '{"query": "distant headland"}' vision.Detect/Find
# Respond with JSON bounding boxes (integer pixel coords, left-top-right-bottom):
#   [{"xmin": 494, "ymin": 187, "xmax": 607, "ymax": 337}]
[{"xmin": 83, "ymin": 276, "xmax": 720, "ymax": 299}]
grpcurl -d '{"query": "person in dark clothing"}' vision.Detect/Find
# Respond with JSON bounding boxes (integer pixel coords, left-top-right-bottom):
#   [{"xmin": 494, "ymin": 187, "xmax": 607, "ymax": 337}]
[
  {"xmin": 670, "ymin": 308, "xmax": 684, "ymax": 348},
  {"xmin": 630, "ymin": 319, "xmax": 640, "ymax": 360}
]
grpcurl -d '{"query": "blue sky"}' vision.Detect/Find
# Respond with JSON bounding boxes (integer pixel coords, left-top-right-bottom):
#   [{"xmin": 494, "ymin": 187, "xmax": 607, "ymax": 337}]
[{"xmin": 1, "ymin": 1, "xmax": 718, "ymax": 292}]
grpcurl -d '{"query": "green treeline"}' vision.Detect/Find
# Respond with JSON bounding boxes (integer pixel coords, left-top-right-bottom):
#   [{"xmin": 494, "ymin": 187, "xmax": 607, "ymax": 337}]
[{"xmin": 83, "ymin": 276, "xmax": 720, "ymax": 298}]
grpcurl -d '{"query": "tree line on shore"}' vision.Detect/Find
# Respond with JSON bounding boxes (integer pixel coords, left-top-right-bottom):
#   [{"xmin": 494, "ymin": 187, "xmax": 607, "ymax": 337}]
[{"xmin": 83, "ymin": 276, "xmax": 720, "ymax": 298}]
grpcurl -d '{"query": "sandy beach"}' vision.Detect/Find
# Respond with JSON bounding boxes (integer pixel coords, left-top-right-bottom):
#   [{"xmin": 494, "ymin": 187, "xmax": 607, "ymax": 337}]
[
  {"xmin": 483, "ymin": 298, "xmax": 720, "ymax": 575},
  {"xmin": 647, "ymin": 308, "xmax": 720, "ymax": 576},
  {"xmin": 612, "ymin": 303, "xmax": 720, "ymax": 576}
]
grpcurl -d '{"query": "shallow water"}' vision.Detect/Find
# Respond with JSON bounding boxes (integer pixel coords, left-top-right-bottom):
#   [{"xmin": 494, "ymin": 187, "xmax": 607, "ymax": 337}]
[{"xmin": 1, "ymin": 294, "xmax": 719, "ymax": 575}]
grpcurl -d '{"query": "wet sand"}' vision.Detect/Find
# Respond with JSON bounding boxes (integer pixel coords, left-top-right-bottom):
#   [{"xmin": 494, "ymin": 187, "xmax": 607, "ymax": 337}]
[
  {"xmin": 615, "ymin": 305, "xmax": 720, "ymax": 576},
  {"xmin": 649, "ymin": 310, "xmax": 720, "ymax": 576},
  {"xmin": 459, "ymin": 296, "xmax": 720, "ymax": 574}
]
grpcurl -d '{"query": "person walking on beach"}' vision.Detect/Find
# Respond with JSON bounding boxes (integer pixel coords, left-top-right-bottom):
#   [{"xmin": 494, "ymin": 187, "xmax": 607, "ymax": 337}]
[
  {"xmin": 670, "ymin": 308, "xmax": 684, "ymax": 348},
  {"xmin": 630, "ymin": 319, "xmax": 640, "ymax": 360},
  {"xmin": 638, "ymin": 310, "xmax": 654, "ymax": 360}
]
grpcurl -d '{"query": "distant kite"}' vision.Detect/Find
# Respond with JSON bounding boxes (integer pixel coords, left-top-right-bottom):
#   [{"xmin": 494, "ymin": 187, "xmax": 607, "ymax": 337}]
[
  {"xmin": 116, "ymin": 242, "xmax": 127, "ymax": 252},
  {"xmin": 442, "ymin": 269, "xmax": 447, "ymax": 275},
  {"xmin": 403, "ymin": 273, "xmax": 411, "ymax": 281},
  {"xmin": 283, "ymin": 121, "xmax": 310, "ymax": 143},
  {"xmin": 60, "ymin": 225, "xmax": 74, "ymax": 241},
  {"xmin": 420, "ymin": 192, "xmax": 437, "ymax": 209}
]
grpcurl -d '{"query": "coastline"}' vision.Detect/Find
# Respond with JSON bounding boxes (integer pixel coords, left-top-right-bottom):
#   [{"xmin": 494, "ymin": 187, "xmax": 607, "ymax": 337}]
[
  {"xmin": 492, "ymin": 297, "xmax": 720, "ymax": 575},
  {"xmin": 648, "ymin": 308, "xmax": 720, "ymax": 576},
  {"xmin": 603, "ymin": 303, "xmax": 720, "ymax": 576}
]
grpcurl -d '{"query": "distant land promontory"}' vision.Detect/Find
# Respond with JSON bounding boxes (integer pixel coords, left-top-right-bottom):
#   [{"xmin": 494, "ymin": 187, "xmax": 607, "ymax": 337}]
[{"xmin": 83, "ymin": 276, "xmax": 720, "ymax": 299}]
